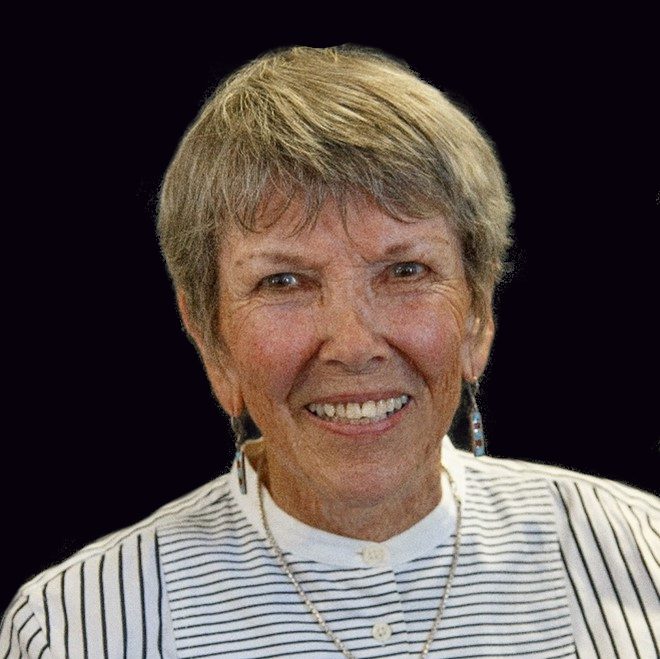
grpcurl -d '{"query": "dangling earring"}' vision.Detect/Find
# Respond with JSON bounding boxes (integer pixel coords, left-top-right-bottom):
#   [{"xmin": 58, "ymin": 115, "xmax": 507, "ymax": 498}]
[
  {"xmin": 230, "ymin": 413, "xmax": 248, "ymax": 494},
  {"xmin": 467, "ymin": 380, "xmax": 486, "ymax": 457}
]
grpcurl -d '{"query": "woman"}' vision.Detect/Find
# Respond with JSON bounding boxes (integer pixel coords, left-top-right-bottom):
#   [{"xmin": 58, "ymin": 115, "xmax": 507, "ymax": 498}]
[{"xmin": 2, "ymin": 45, "xmax": 657, "ymax": 658}]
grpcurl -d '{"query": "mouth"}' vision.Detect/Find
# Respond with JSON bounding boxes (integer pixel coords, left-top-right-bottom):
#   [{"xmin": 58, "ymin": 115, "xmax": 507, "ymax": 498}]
[{"xmin": 306, "ymin": 394, "xmax": 410, "ymax": 425}]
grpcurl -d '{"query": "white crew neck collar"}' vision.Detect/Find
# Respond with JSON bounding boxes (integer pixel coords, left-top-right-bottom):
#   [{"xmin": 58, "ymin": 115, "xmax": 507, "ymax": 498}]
[{"xmin": 230, "ymin": 436, "xmax": 466, "ymax": 568}]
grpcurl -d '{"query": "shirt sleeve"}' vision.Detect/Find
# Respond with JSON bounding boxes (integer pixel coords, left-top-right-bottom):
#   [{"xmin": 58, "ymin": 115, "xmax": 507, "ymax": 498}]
[
  {"xmin": 0, "ymin": 595, "xmax": 52, "ymax": 659},
  {"xmin": 1, "ymin": 527, "xmax": 178, "ymax": 658},
  {"xmin": 551, "ymin": 476, "xmax": 660, "ymax": 658}
]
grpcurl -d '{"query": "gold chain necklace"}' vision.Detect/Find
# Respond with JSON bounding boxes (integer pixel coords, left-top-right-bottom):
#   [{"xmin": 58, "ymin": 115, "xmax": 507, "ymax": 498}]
[{"xmin": 257, "ymin": 471, "xmax": 463, "ymax": 658}]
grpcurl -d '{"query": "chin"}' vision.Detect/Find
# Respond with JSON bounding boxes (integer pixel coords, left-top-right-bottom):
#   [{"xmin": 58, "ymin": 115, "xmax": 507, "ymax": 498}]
[{"xmin": 317, "ymin": 459, "xmax": 418, "ymax": 506}]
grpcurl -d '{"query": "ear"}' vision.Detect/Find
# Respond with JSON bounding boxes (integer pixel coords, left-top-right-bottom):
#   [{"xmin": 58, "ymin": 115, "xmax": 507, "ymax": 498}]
[
  {"xmin": 176, "ymin": 290, "xmax": 245, "ymax": 417},
  {"xmin": 461, "ymin": 307, "xmax": 495, "ymax": 382}
]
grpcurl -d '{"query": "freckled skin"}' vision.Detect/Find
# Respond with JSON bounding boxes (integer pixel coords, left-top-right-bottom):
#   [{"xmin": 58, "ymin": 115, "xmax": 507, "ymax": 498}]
[{"xmin": 194, "ymin": 196, "xmax": 493, "ymax": 541}]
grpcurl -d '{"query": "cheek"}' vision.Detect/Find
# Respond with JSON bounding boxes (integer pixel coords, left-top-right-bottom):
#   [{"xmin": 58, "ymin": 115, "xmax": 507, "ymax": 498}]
[
  {"xmin": 388, "ymin": 298, "xmax": 466, "ymax": 377},
  {"xmin": 231, "ymin": 307, "xmax": 318, "ymax": 401}
]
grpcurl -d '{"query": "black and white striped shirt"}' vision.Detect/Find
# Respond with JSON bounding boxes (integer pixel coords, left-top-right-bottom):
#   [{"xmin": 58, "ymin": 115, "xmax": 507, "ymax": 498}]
[{"xmin": 2, "ymin": 438, "xmax": 658, "ymax": 657}]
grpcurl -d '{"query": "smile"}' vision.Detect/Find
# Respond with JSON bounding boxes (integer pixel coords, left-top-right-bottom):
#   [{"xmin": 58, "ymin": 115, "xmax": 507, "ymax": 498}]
[{"xmin": 306, "ymin": 395, "xmax": 410, "ymax": 424}]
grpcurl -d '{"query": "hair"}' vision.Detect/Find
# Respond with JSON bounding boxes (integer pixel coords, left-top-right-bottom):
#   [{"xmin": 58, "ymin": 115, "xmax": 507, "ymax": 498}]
[{"xmin": 157, "ymin": 45, "xmax": 513, "ymax": 349}]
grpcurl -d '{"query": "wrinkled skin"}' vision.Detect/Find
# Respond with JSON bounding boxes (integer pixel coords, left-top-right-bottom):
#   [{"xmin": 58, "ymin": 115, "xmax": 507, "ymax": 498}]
[{"xmin": 182, "ymin": 196, "xmax": 493, "ymax": 541}]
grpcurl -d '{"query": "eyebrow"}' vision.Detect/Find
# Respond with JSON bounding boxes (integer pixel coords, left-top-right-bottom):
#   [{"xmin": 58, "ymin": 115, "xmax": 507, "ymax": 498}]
[
  {"xmin": 235, "ymin": 251, "xmax": 312, "ymax": 270},
  {"xmin": 381, "ymin": 239, "xmax": 450, "ymax": 256},
  {"xmin": 236, "ymin": 239, "xmax": 451, "ymax": 269}
]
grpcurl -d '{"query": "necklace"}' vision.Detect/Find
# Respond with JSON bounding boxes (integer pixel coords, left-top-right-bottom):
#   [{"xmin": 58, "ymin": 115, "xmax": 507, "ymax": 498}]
[{"xmin": 257, "ymin": 470, "xmax": 463, "ymax": 658}]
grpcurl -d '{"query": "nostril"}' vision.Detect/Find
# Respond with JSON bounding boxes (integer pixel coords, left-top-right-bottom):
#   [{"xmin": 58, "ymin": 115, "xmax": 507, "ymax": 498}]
[
  {"xmin": 316, "ymin": 298, "xmax": 388, "ymax": 369},
  {"xmin": 318, "ymin": 336, "xmax": 388, "ymax": 372}
]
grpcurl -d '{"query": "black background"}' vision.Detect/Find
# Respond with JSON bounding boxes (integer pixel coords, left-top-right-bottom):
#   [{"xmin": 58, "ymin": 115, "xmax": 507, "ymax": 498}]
[{"xmin": 3, "ymin": 15, "xmax": 658, "ymax": 612}]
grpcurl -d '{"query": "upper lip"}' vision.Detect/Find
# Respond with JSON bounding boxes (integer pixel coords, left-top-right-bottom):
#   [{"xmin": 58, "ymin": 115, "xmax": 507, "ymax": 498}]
[{"xmin": 306, "ymin": 391, "xmax": 410, "ymax": 406}]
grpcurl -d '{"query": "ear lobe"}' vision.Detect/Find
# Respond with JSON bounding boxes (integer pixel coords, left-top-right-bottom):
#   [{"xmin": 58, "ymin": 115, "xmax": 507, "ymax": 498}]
[
  {"xmin": 461, "ymin": 311, "xmax": 495, "ymax": 382},
  {"xmin": 203, "ymin": 356, "xmax": 246, "ymax": 418},
  {"xmin": 176, "ymin": 290, "xmax": 200, "ymax": 345},
  {"xmin": 176, "ymin": 290, "xmax": 245, "ymax": 417}
]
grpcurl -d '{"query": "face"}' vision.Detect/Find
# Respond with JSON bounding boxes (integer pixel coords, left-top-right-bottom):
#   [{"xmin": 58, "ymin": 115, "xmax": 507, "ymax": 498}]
[{"xmin": 197, "ymin": 196, "xmax": 492, "ymax": 514}]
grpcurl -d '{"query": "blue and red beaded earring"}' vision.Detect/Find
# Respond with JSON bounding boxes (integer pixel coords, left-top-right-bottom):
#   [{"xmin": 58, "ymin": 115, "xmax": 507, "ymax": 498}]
[
  {"xmin": 231, "ymin": 414, "xmax": 248, "ymax": 494},
  {"xmin": 467, "ymin": 380, "xmax": 486, "ymax": 457}
]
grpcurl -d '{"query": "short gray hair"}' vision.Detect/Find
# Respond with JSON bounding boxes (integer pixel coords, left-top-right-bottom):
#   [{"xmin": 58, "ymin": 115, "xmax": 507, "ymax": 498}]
[{"xmin": 157, "ymin": 45, "xmax": 513, "ymax": 347}]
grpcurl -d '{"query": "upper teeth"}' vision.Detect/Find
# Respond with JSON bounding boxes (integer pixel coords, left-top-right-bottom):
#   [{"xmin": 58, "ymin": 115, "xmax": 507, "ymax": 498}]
[{"xmin": 307, "ymin": 395, "xmax": 409, "ymax": 420}]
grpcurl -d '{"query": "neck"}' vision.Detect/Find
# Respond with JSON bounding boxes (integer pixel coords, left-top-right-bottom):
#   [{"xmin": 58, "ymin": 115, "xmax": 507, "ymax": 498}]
[{"xmin": 245, "ymin": 442, "xmax": 443, "ymax": 542}]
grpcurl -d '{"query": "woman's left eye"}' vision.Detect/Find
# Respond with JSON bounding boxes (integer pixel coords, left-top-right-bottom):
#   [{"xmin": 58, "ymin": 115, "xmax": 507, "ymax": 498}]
[
  {"xmin": 390, "ymin": 262, "xmax": 427, "ymax": 278},
  {"xmin": 259, "ymin": 272, "xmax": 300, "ymax": 289}
]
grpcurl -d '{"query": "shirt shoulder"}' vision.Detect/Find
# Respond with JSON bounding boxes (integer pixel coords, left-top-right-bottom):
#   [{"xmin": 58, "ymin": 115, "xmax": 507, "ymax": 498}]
[
  {"xmin": 0, "ymin": 473, "xmax": 232, "ymax": 658},
  {"xmin": 452, "ymin": 448, "xmax": 660, "ymax": 656},
  {"xmin": 458, "ymin": 455, "xmax": 658, "ymax": 582},
  {"xmin": 453, "ymin": 448, "xmax": 659, "ymax": 516}
]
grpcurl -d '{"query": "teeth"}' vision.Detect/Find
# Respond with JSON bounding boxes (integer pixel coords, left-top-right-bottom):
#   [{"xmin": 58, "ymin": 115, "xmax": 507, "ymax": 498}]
[
  {"xmin": 361, "ymin": 401, "xmax": 377, "ymax": 417},
  {"xmin": 346, "ymin": 403, "xmax": 361, "ymax": 419},
  {"xmin": 307, "ymin": 395, "xmax": 409, "ymax": 421}
]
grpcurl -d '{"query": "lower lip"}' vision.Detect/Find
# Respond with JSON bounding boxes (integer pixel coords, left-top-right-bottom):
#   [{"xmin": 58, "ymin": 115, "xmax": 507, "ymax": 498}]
[{"xmin": 304, "ymin": 400, "xmax": 411, "ymax": 437}]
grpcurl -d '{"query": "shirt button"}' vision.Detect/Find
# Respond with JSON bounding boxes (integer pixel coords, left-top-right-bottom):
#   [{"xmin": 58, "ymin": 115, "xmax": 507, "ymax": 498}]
[
  {"xmin": 372, "ymin": 620, "xmax": 392, "ymax": 643},
  {"xmin": 361, "ymin": 543, "xmax": 388, "ymax": 566}
]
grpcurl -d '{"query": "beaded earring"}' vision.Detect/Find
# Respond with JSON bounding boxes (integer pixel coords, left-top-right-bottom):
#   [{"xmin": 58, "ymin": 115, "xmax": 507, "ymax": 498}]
[
  {"xmin": 230, "ymin": 414, "xmax": 248, "ymax": 494},
  {"xmin": 467, "ymin": 380, "xmax": 486, "ymax": 457}
]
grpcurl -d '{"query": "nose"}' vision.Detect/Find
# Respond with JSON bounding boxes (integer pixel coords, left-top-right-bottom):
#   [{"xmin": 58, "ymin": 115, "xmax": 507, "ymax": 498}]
[{"xmin": 316, "ymin": 290, "xmax": 389, "ymax": 373}]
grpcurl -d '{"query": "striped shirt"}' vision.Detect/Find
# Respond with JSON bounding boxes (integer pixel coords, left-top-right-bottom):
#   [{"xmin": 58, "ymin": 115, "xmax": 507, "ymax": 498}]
[{"xmin": 1, "ymin": 437, "xmax": 658, "ymax": 658}]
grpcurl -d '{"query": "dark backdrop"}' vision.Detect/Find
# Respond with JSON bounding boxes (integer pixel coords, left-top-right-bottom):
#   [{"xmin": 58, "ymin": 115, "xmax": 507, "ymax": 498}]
[{"xmin": 3, "ymin": 17, "xmax": 658, "ymax": 612}]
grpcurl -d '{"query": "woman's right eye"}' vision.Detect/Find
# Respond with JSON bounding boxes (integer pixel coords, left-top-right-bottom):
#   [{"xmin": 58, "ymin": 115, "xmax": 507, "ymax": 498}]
[{"xmin": 259, "ymin": 272, "xmax": 300, "ymax": 289}]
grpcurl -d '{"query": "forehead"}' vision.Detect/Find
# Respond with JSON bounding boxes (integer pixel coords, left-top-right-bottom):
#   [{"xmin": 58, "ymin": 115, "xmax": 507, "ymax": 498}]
[{"xmin": 221, "ymin": 196, "xmax": 461, "ymax": 265}]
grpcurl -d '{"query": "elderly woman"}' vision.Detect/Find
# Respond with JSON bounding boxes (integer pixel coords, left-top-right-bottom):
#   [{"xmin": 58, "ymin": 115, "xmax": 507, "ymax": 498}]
[{"xmin": 2, "ymin": 45, "xmax": 658, "ymax": 658}]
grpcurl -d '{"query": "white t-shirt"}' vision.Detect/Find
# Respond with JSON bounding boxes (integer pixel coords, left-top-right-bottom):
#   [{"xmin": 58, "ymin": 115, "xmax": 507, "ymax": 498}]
[{"xmin": 2, "ymin": 437, "xmax": 658, "ymax": 658}]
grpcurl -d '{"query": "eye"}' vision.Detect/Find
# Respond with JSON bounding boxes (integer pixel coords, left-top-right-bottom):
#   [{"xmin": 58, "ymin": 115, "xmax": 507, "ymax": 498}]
[
  {"xmin": 259, "ymin": 272, "xmax": 300, "ymax": 289},
  {"xmin": 390, "ymin": 262, "xmax": 427, "ymax": 278}
]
